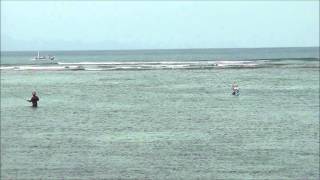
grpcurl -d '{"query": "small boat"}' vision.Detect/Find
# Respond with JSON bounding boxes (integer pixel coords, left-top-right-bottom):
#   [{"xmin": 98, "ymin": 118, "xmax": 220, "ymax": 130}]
[{"xmin": 32, "ymin": 51, "xmax": 55, "ymax": 61}]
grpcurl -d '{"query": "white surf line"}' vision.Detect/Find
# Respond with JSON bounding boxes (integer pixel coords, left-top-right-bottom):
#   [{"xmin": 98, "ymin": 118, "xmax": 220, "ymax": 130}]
[{"xmin": 57, "ymin": 61, "xmax": 219, "ymax": 65}]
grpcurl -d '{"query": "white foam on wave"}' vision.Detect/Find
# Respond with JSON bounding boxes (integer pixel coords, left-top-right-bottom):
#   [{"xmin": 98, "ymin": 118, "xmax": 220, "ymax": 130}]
[
  {"xmin": 58, "ymin": 61, "xmax": 261, "ymax": 68},
  {"xmin": 58, "ymin": 61, "xmax": 219, "ymax": 66},
  {"xmin": 16, "ymin": 66, "xmax": 65, "ymax": 70},
  {"xmin": 216, "ymin": 61, "xmax": 254, "ymax": 64},
  {"xmin": 216, "ymin": 63, "xmax": 258, "ymax": 67},
  {"xmin": 11, "ymin": 65, "xmax": 84, "ymax": 71},
  {"xmin": 2, "ymin": 60, "xmax": 263, "ymax": 71},
  {"xmin": 84, "ymin": 64, "xmax": 192, "ymax": 71},
  {"xmin": 214, "ymin": 60, "xmax": 259, "ymax": 68},
  {"xmin": 0, "ymin": 66, "xmax": 16, "ymax": 70},
  {"xmin": 85, "ymin": 68, "xmax": 105, "ymax": 71}
]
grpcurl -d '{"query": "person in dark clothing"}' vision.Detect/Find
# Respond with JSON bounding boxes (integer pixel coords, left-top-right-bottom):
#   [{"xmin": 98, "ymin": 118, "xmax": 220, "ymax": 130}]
[{"xmin": 27, "ymin": 91, "xmax": 39, "ymax": 107}]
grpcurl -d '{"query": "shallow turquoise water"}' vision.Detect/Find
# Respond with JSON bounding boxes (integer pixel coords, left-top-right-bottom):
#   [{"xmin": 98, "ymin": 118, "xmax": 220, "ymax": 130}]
[{"xmin": 1, "ymin": 64, "xmax": 319, "ymax": 179}]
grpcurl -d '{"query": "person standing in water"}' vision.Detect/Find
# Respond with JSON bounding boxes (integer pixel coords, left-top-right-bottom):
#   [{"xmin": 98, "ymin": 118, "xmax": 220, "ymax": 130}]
[
  {"xmin": 27, "ymin": 91, "xmax": 39, "ymax": 107},
  {"xmin": 232, "ymin": 81, "xmax": 239, "ymax": 95}
]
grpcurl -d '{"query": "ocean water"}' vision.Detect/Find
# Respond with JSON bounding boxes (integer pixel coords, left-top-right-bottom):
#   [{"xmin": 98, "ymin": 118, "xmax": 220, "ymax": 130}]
[{"xmin": 1, "ymin": 47, "xmax": 319, "ymax": 179}]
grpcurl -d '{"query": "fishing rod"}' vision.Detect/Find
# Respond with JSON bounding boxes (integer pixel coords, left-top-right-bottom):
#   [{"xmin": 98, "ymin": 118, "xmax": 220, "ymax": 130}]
[
  {"xmin": 5, "ymin": 91, "xmax": 28, "ymax": 101},
  {"xmin": 5, "ymin": 88, "xmax": 39, "ymax": 101}
]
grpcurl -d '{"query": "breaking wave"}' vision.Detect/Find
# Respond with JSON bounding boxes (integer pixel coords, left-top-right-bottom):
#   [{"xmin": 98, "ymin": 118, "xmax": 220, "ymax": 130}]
[{"xmin": 0, "ymin": 59, "xmax": 318, "ymax": 71}]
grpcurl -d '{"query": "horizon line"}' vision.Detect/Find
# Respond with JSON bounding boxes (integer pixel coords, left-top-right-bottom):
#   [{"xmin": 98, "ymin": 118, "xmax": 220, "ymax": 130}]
[{"xmin": 1, "ymin": 46, "xmax": 319, "ymax": 52}]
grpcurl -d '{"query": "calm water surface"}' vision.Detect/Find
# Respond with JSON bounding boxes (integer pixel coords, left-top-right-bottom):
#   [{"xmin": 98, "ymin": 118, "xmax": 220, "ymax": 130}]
[{"xmin": 1, "ymin": 48, "xmax": 319, "ymax": 179}]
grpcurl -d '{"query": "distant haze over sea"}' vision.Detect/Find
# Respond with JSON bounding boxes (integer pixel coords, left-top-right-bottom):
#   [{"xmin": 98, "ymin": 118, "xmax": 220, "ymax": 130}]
[{"xmin": 1, "ymin": 47, "xmax": 319, "ymax": 66}]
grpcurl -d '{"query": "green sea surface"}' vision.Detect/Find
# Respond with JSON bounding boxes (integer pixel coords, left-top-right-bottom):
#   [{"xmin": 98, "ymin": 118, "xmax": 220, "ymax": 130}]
[{"xmin": 1, "ymin": 61, "xmax": 319, "ymax": 179}]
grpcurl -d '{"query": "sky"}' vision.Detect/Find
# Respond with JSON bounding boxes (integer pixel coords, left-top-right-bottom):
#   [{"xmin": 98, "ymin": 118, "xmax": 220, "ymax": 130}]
[{"xmin": 1, "ymin": 1, "xmax": 319, "ymax": 51}]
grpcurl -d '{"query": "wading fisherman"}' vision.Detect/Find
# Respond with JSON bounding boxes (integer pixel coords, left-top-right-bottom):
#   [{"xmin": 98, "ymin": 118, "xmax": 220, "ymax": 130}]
[
  {"xmin": 232, "ymin": 81, "xmax": 239, "ymax": 96},
  {"xmin": 27, "ymin": 91, "xmax": 39, "ymax": 107}
]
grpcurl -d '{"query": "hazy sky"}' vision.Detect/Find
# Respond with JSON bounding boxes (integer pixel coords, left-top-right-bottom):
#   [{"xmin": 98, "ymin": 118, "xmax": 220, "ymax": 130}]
[{"xmin": 1, "ymin": 1, "xmax": 319, "ymax": 51}]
